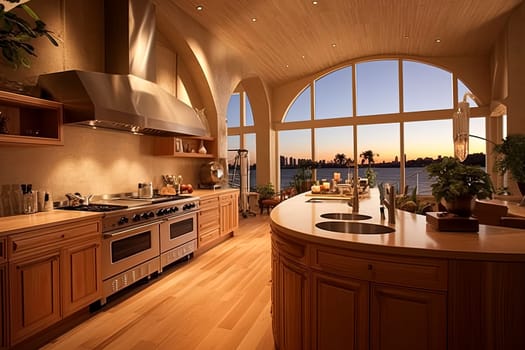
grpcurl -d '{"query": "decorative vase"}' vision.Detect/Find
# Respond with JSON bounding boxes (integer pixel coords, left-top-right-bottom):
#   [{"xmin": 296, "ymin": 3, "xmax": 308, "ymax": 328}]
[
  {"xmin": 198, "ymin": 140, "xmax": 207, "ymax": 154},
  {"xmin": 441, "ymin": 195, "xmax": 475, "ymax": 217}
]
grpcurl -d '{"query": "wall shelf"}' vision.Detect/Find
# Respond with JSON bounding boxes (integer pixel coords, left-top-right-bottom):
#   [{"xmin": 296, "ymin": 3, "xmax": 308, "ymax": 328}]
[
  {"xmin": 153, "ymin": 135, "xmax": 215, "ymax": 158},
  {"xmin": 0, "ymin": 90, "xmax": 63, "ymax": 146}
]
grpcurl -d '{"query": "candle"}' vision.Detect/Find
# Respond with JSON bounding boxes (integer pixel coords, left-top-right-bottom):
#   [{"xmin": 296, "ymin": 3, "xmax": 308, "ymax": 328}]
[
  {"xmin": 311, "ymin": 185, "xmax": 321, "ymax": 193},
  {"xmin": 322, "ymin": 182, "xmax": 330, "ymax": 191},
  {"xmin": 333, "ymin": 172, "xmax": 341, "ymax": 182}
]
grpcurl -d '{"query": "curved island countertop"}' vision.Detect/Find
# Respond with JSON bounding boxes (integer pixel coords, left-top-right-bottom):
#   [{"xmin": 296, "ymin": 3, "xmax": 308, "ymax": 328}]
[
  {"xmin": 270, "ymin": 190, "xmax": 525, "ymax": 261},
  {"xmin": 270, "ymin": 190, "xmax": 525, "ymax": 350}
]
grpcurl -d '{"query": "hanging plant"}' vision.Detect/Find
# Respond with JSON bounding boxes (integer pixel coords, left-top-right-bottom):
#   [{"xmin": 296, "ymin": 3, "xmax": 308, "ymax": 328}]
[{"xmin": 0, "ymin": 0, "xmax": 58, "ymax": 69}]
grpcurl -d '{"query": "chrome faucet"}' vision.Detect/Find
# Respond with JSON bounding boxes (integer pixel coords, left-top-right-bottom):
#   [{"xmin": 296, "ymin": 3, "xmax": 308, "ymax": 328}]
[{"xmin": 381, "ymin": 184, "xmax": 396, "ymax": 224}]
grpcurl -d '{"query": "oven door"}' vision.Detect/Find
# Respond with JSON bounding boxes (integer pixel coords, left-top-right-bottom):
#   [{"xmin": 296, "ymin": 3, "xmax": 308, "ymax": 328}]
[
  {"xmin": 102, "ymin": 220, "xmax": 161, "ymax": 280},
  {"xmin": 160, "ymin": 211, "xmax": 197, "ymax": 253}
]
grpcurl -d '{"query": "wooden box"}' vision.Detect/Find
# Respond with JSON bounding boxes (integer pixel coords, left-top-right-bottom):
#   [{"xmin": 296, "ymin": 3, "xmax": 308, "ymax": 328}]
[{"xmin": 426, "ymin": 212, "xmax": 479, "ymax": 232}]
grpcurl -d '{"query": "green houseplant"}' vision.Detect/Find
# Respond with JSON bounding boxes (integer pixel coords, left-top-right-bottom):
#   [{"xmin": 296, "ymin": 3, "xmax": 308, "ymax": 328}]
[
  {"xmin": 255, "ymin": 182, "xmax": 276, "ymax": 200},
  {"xmin": 494, "ymin": 134, "xmax": 525, "ymax": 196},
  {"xmin": 426, "ymin": 156, "xmax": 494, "ymax": 216},
  {"xmin": 0, "ymin": 0, "xmax": 58, "ymax": 69}
]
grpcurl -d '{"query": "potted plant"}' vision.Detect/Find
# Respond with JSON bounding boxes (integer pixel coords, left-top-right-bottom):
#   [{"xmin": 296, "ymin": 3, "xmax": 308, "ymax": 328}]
[
  {"xmin": 255, "ymin": 182, "xmax": 276, "ymax": 201},
  {"xmin": 292, "ymin": 159, "xmax": 318, "ymax": 194},
  {"xmin": 0, "ymin": 0, "xmax": 58, "ymax": 69},
  {"xmin": 426, "ymin": 156, "xmax": 494, "ymax": 216},
  {"xmin": 494, "ymin": 134, "xmax": 525, "ymax": 196}
]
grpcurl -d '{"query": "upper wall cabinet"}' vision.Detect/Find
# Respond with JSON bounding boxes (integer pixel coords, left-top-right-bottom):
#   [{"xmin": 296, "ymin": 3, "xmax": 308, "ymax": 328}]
[
  {"xmin": 153, "ymin": 136, "xmax": 215, "ymax": 158},
  {"xmin": 0, "ymin": 90, "xmax": 63, "ymax": 146}
]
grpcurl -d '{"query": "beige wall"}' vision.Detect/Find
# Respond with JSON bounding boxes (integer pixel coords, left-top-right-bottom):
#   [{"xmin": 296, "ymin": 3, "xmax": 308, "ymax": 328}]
[{"xmin": 0, "ymin": 0, "xmax": 232, "ymax": 208}]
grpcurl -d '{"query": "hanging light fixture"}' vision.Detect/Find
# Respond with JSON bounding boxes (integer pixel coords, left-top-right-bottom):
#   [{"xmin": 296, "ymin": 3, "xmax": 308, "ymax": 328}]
[{"xmin": 453, "ymin": 93, "xmax": 476, "ymax": 162}]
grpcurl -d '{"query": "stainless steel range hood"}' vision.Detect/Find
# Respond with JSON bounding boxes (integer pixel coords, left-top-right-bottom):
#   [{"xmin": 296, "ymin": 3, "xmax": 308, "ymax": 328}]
[
  {"xmin": 37, "ymin": 0, "xmax": 209, "ymax": 137},
  {"xmin": 38, "ymin": 70, "xmax": 208, "ymax": 136}
]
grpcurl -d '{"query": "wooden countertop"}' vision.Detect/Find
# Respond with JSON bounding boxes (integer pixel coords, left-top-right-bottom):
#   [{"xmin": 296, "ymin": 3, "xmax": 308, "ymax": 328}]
[
  {"xmin": 0, "ymin": 188, "xmax": 239, "ymax": 236},
  {"xmin": 0, "ymin": 210, "xmax": 102, "ymax": 236},
  {"xmin": 270, "ymin": 189, "xmax": 525, "ymax": 261},
  {"xmin": 191, "ymin": 187, "xmax": 239, "ymax": 198}
]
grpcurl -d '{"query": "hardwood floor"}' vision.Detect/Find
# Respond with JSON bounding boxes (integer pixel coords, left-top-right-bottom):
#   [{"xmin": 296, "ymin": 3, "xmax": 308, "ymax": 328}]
[{"xmin": 41, "ymin": 214, "xmax": 274, "ymax": 350}]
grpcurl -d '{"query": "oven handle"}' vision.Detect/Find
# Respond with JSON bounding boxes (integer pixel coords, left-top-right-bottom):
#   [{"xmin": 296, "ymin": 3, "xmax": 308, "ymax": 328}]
[
  {"xmin": 103, "ymin": 220, "xmax": 164, "ymax": 238},
  {"xmin": 162, "ymin": 210, "xmax": 198, "ymax": 222}
]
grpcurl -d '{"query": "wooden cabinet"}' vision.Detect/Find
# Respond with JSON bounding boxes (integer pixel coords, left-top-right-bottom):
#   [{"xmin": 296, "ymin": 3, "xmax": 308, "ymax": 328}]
[
  {"xmin": 197, "ymin": 191, "xmax": 239, "ymax": 252},
  {"xmin": 198, "ymin": 196, "xmax": 220, "ymax": 249},
  {"xmin": 220, "ymin": 192, "xmax": 238, "ymax": 235},
  {"xmin": 0, "ymin": 263, "xmax": 6, "ymax": 350},
  {"xmin": 312, "ymin": 272, "xmax": 369, "ymax": 350},
  {"xmin": 370, "ymin": 284, "xmax": 446, "ymax": 350},
  {"xmin": 0, "ymin": 90, "xmax": 63, "ymax": 146},
  {"xmin": 62, "ymin": 239, "xmax": 101, "ymax": 317},
  {"xmin": 271, "ymin": 229, "xmax": 449, "ymax": 350},
  {"xmin": 9, "ymin": 251, "xmax": 61, "ymax": 344},
  {"xmin": 153, "ymin": 136, "xmax": 215, "ymax": 158},
  {"xmin": 6, "ymin": 218, "xmax": 101, "ymax": 346}
]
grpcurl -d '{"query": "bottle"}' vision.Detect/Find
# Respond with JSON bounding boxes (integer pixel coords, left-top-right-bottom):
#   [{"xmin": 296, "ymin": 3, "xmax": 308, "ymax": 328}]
[
  {"xmin": 198, "ymin": 140, "xmax": 207, "ymax": 154},
  {"xmin": 22, "ymin": 184, "xmax": 36, "ymax": 214}
]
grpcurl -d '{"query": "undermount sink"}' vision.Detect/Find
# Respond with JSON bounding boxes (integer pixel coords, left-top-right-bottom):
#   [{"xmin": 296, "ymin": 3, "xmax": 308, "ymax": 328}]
[
  {"xmin": 320, "ymin": 213, "xmax": 372, "ymax": 221},
  {"xmin": 315, "ymin": 221, "xmax": 395, "ymax": 234}
]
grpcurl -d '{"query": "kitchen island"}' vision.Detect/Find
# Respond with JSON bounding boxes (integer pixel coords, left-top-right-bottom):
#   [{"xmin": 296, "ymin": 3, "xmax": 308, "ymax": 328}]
[{"xmin": 270, "ymin": 191, "xmax": 525, "ymax": 350}]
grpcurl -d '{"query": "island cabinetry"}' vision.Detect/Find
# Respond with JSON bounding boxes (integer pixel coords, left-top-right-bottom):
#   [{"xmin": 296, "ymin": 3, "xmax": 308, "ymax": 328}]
[
  {"xmin": 271, "ymin": 235, "xmax": 309, "ymax": 350},
  {"xmin": 219, "ymin": 192, "xmax": 238, "ymax": 235},
  {"xmin": 153, "ymin": 136, "xmax": 215, "ymax": 158},
  {"xmin": 0, "ymin": 262, "xmax": 6, "ymax": 349},
  {"xmin": 7, "ymin": 218, "xmax": 101, "ymax": 346},
  {"xmin": 272, "ymin": 229, "xmax": 448, "ymax": 350},
  {"xmin": 0, "ymin": 90, "xmax": 63, "ymax": 146},
  {"xmin": 197, "ymin": 196, "xmax": 220, "ymax": 250}
]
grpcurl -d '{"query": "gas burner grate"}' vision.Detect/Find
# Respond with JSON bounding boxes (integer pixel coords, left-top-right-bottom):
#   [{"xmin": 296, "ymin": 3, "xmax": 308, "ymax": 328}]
[{"xmin": 58, "ymin": 204, "xmax": 128, "ymax": 212}]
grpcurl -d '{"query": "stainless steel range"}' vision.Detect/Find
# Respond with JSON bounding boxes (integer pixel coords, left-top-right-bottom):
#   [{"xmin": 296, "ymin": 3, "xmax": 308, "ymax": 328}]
[{"xmin": 59, "ymin": 194, "xmax": 199, "ymax": 304}]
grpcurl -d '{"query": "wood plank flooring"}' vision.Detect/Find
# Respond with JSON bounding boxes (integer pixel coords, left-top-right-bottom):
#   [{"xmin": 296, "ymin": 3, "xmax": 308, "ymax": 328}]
[{"xmin": 41, "ymin": 214, "xmax": 274, "ymax": 350}]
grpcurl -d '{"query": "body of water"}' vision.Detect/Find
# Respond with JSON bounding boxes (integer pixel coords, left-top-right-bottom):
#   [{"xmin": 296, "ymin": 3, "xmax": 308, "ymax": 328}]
[{"xmin": 230, "ymin": 167, "xmax": 435, "ymax": 195}]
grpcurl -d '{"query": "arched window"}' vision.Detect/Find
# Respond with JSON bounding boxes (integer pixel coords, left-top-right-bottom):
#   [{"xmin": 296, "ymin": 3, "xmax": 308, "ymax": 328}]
[{"xmin": 279, "ymin": 58, "xmax": 488, "ymax": 194}]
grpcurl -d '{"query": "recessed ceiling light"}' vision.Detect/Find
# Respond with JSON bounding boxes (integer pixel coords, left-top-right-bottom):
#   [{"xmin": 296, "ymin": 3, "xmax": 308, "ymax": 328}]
[
  {"xmin": 301, "ymin": 55, "xmax": 306, "ymax": 59},
  {"xmin": 251, "ymin": 17, "xmax": 257, "ymax": 22},
  {"xmin": 196, "ymin": 5, "xmax": 204, "ymax": 11},
  {"xmin": 313, "ymin": 1, "xmax": 319, "ymax": 4},
  {"xmin": 403, "ymin": 35, "xmax": 409, "ymax": 39},
  {"xmin": 285, "ymin": 64, "xmax": 289, "ymax": 68},
  {"xmin": 435, "ymin": 38, "xmax": 441, "ymax": 43},
  {"xmin": 331, "ymin": 43, "xmax": 337, "ymax": 48}
]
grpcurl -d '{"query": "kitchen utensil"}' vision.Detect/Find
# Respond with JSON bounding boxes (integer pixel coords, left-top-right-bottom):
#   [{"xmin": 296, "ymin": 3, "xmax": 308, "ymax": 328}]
[{"xmin": 138, "ymin": 182, "xmax": 153, "ymax": 198}]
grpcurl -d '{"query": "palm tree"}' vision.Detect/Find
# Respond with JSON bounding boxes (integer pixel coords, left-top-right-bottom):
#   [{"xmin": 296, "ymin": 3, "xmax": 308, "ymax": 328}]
[
  {"xmin": 333, "ymin": 153, "xmax": 347, "ymax": 166},
  {"xmin": 360, "ymin": 150, "xmax": 378, "ymax": 167}
]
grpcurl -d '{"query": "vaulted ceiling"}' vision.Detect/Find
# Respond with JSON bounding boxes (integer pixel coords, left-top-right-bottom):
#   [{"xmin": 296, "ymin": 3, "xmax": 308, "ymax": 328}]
[{"xmin": 158, "ymin": 0, "xmax": 522, "ymax": 87}]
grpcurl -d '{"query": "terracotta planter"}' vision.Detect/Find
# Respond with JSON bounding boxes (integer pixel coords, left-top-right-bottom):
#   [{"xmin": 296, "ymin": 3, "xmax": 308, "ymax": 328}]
[{"xmin": 441, "ymin": 195, "xmax": 474, "ymax": 217}]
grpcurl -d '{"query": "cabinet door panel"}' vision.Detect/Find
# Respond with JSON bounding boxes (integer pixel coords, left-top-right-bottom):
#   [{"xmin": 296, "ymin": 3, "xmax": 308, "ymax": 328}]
[
  {"xmin": 371, "ymin": 284, "xmax": 446, "ymax": 350},
  {"xmin": 63, "ymin": 241, "xmax": 101, "ymax": 316},
  {"xmin": 9, "ymin": 252, "xmax": 61, "ymax": 344},
  {"xmin": 312, "ymin": 273, "xmax": 368, "ymax": 350},
  {"xmin": 1, "ymin": 264, "xmax": 6, "ymax": 349},
  {"xmin": 279, "ymin": 258, "xmax": 309, "ymax": 350}
]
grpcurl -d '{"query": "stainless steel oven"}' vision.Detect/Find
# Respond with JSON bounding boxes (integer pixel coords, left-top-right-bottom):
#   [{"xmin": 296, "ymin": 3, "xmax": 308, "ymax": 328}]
[
  {"xmin": 160, "ymin": 210, "xmax": 197, "ymax": 270},
  {"xmin": 101, "ymin": 220, "xmax": 162, "ymax": 303}
]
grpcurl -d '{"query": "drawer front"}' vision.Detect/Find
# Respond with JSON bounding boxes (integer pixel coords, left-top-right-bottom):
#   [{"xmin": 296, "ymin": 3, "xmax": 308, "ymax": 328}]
[
  {"xmin": 199, "ymin": 209, "xmax": 220, "ymax": 231},
  {"xmin": 312, "ymin": 246, "xmax": 447, "ymax": 291},
  {"xmin": 9, "ymin": 220, "xmax": 101, "ymax": 260},
  {"xmin": 198, "ymin": 228, "xmax": 220, "ymax": 247},
  {"xmin": 200, "ymin": 197, "xmax": 219, "ymax": 210},
  {"xmin": 220, "ymin": 193, "xmax": 233, "ymax": 205}
]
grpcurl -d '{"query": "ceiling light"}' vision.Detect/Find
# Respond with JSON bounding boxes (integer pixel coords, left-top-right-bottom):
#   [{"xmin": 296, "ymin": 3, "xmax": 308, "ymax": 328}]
[
  {"xmin": 196, "ymin": 5, "xmax": 204, "ymax": 11},
  {"xmin": 251, "ymin": 17, "xmax": 257, "ymax": 22},
  {"xmin": 312, "ymin": 1, "xmax": 319, "ymax": 4},
  {"xmin": 301, "ymin": 55, "xmax": 306, "ymax": 59},
  {"xmin": 331, "ymin": 43, "xmax": 337, "ymax": 48},
  {"xmin": 285, "ymin": 64, "xmax": 289, "ymax": 68},
  {"xmin": 435, "ymin": 38, "xmax": 441, "ymax": 43}
]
